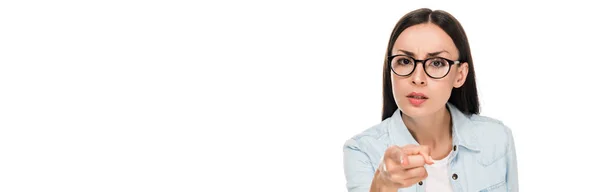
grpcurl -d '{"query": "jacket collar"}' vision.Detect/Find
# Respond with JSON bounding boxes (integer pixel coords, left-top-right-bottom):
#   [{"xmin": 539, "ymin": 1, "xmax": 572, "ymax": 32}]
[{"xmin": 387, "ymin": 103, "xmax": 480, "ymax": 152}]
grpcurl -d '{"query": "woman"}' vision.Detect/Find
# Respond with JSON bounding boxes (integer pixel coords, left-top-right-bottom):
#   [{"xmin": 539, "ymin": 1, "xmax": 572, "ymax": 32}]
[{"xmin": 343, "ymin": 8, "xmax": 518, "ymax": 192}]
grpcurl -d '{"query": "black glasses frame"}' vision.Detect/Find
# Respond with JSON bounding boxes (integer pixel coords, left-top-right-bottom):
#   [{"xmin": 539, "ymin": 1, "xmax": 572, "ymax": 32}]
[{"xmin": 387, "ymin": 54, "xmax": 463, "ymax": 79}]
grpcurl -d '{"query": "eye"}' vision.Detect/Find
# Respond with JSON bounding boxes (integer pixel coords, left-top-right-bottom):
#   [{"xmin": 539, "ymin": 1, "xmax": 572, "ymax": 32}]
[
  {"xmin": 393, "ymin": 56, "xmax": 413, "ymax": 66},
  {"xmin": 400, "ymin": 59, "xmax": 411, "ymax": 65},
  {"xmin": 428, "ymin": 58, "xmax": 448, "ymax": 68}
]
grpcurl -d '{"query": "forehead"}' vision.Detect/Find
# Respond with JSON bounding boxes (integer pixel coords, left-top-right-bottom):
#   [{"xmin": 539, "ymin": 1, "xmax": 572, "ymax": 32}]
[{"xmin": 393, "ymin": 23, "xmax": 458, "ymax": 56}]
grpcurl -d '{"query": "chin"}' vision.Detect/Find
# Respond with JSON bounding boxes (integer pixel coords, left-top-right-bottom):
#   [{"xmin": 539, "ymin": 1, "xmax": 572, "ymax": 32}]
[{"xmin": 397, "ymin": 102, "xmax": 443, "ymax": 118}]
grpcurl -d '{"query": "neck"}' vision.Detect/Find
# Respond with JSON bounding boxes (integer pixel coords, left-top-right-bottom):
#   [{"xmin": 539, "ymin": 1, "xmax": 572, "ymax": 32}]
[{"xmin": 402, "ymin": 106, "xmax": 453, "ymax": 152}]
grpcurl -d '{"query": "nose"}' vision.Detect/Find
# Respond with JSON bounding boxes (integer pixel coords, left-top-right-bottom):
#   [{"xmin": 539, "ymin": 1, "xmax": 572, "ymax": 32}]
[{"xmin": 411, "ymin": 63, "xmax": 427, "ymax": 86}]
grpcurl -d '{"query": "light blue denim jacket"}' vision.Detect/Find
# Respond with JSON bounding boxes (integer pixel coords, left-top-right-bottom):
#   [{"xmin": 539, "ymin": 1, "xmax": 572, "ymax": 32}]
[{"xmin": 343, "ymin": 103, "xmax": 518, "ymax": 192}]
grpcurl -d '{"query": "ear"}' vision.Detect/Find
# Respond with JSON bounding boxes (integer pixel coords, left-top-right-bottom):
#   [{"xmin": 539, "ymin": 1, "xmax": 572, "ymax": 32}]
[{"xmin": 453, "ymin": 62, "xmax": 469, "ymax": 88}]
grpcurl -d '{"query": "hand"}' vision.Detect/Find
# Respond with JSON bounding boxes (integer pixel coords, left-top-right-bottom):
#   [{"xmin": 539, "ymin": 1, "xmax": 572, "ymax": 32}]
[{"xmin": 377, "ymin": 144, "xmax": 434, "ymax": 189}]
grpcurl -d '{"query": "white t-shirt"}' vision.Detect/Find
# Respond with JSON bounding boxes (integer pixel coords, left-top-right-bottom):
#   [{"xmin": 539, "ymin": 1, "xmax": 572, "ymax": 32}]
[{"xmin": 424, "ymin": 151, "xmax": 453, "ymax": 192}]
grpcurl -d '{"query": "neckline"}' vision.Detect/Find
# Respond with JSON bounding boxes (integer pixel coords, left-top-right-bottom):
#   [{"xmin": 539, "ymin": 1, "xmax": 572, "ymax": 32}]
[{"xmin": 429, "ymin": 150, "xmax": 452, "ymax": 167}]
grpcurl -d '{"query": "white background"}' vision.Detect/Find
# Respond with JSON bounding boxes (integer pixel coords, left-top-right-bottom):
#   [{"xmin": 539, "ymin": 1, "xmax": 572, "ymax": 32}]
[{"xmin": 1, "ymin": 0, "xmax": 599, "ymax": 191}]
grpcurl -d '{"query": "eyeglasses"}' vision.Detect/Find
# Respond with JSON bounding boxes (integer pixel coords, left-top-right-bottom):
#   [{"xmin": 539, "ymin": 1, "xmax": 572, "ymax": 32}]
[{"xmin": 388, "ymin": 54, "xmax": 462, "ymax": 79}]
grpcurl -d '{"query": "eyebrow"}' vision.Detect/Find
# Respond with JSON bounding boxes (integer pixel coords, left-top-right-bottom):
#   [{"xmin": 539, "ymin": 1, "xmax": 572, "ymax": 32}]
[{"xmin": 397, "ymin": 49, "xmax": 449, "ymax": 57}]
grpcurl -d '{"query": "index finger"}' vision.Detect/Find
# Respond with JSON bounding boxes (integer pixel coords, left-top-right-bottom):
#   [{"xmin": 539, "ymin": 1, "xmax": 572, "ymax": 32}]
[
  {"xmin": 401, "ymin": 154, "xmax": 427, "ymax": 169},
  {"xmin": 401, "ymin": 145, "xmax": 434, "ymax": 164}
]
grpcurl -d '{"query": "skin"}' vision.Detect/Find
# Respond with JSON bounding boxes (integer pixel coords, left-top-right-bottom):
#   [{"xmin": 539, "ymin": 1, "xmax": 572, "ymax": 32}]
[{"xmin": 370, "ymin": 23, "xmax": 470, "ymax": 191}]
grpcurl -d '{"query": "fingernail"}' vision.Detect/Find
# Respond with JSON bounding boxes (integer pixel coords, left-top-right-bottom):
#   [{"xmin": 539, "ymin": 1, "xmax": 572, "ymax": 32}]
[{"xmin": 429, "ymin": 156, "xmax": 434, "ymax": 162}]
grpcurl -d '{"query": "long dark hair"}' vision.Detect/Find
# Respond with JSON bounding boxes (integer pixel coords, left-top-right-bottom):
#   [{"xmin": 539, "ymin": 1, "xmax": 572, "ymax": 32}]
[{"xmin": 382, "ymin": 8, "xmax": 479, "ymax": 120}]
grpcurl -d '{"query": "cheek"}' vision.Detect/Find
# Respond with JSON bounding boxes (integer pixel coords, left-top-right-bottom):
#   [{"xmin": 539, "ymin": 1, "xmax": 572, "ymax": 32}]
[
  {"xmin": 429, "ymin": 79, "xmax": 455, "ymax": 98},
  {"xmin": 390, "ymin": 74, "xmax": 408, "ymax": 94}
]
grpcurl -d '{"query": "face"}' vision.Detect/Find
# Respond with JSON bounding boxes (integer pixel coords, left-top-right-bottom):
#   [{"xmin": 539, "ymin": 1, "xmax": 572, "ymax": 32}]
[{"xmin": 390, "ymin": 23, "xmax": 469, "ymax": 118}]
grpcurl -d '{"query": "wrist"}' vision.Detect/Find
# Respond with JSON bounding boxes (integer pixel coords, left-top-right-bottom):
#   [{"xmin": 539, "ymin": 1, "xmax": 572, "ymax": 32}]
[{"xmin": 371, "ymin": 170, "xmax": 397, "ymax": 192}]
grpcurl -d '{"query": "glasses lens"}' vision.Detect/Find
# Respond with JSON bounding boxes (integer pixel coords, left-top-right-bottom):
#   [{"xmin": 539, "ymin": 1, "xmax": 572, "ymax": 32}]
[
  {"xmin": 391, "ymin": 56, "xmax": 414, "ymax": 76},
  {"xmin": 425, "ymin": 58, "xmax": 451, "ymax": 78}
]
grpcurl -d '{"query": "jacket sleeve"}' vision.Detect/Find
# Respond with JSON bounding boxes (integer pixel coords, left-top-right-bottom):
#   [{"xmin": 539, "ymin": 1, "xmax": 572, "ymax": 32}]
[
  {"xmin": 506, "ymin": 127, "xmax": 519, "ymax": 191},
  {"xmin": 343, "ymin": 139, "xmax": 376, "ymax": 192}
]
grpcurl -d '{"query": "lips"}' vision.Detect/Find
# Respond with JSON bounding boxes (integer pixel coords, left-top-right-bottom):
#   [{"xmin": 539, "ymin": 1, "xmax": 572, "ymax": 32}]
[
  {"xmin": 406, "ymin": 92, "xmax": 428, "ymax": 106},
  {"xmin": 406, "ymin": 92, "xmax": 429, "ymax": 99}
]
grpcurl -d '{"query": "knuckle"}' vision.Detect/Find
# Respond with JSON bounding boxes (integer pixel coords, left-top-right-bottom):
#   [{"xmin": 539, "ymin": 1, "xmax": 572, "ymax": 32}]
[
  {"xmin": 386, "ymin": 148, "xmax": 403, "ymax": 161},
  {"xmin": 386, "ymin": 145, "xmax": 400, "ymax": 155},
  {"xmin": 398, "ymin": 181, "xmax": 407, "ymax": 187},
  {"xmin": 386, "ymin": 162, "xmax": 396, "ymax": 170},
  {"xmin": 389, "ymin": 170, "xmax": 407, "ymax": 181},
  {"xmin": 419, "ymin": 167, "xmax": 428, "ymax": 178},
  {"xmin": 387, "ymin": 164, "xmax": 403, "ymax": 174},
  {"xmin": 387, "ymin": 174, "xmax": 400, "ymax": 184},
  {"xmin": 385, "ymin": 146, "xmax": 394, "ymax": 154},
  {"xmin": 401, "ymin": 144, "xmax": 415, "ymax": 150}
]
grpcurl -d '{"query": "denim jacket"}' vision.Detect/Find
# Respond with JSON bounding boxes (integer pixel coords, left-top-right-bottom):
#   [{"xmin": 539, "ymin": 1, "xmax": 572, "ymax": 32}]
[{"xmin": 343, "ymin": 103, "xmax": 518, "ymax": 192}]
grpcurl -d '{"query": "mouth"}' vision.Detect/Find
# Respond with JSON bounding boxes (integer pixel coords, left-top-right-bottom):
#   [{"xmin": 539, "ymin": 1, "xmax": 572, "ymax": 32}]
[
  {"xmin": 406, "ymin": 92, "xmax": 429, "ymax": 99},
  {"xmin": 406, "ymin": 92, "xmax": 428, "ymax": 106}
]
